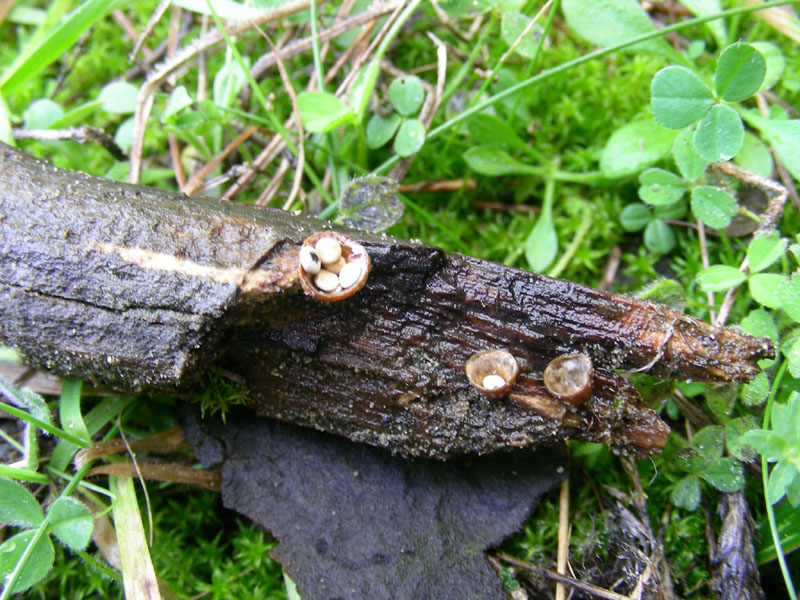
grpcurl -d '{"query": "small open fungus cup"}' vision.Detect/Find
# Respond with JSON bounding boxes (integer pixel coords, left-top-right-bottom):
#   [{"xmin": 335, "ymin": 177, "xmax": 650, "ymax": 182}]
[
  {"xmin": 543, "ymin": 353, "xmax": 593, "ymax": 407},
  {"xmin": 465, "ymin": 349, "xmax": 519, "ymax": 398},
  {"xmin": 298, "ymin": 232, "xmax": 371, "ymax": 302}
]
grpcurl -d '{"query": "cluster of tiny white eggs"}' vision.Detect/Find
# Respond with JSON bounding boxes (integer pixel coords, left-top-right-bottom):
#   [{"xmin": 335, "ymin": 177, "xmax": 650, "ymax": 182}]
[{"xmin": 300, "ymin": 237, "xmax": 364, "ymax": 292}]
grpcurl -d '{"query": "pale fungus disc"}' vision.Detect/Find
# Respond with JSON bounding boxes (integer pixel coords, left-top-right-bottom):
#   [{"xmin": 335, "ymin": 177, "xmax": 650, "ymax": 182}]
[
  {"xmin": 326, "ymin": 257, "xmax": 346, "ymax": 275},
  {"xmin": 314, "ymin": 270, "xmax": 340, "ymax": 293},
  {"xmin": 299, "ymin": 246, "xmax": 322, "ymax": 275},
  {"xmin": 315, "ymin": 237, "xmax": 342, "ymax": 265},
  {"xmin": 338, "ymin": 262, "xmax": 364, "ymax": 289},
  {"xmin": 482, "ymin": 374, "xmax": 507, "ymax": 390}
]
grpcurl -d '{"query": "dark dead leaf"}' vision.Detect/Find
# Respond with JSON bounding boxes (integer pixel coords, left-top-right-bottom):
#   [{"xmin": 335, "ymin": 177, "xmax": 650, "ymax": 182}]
[{"xmin": 179, "ymin": 407, "xmax": 566, "ymax": 600}]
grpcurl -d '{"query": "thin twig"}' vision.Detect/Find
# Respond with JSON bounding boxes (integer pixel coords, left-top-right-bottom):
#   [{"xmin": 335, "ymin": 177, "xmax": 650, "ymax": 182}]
[
  {"xmin": 556, "ymin": 477, "xmax": 570, "ymax": 600},
  {"xmin": 308, "ymin": 0, "xmax": 357, "ymax": 90},
  {"xmin": 496, "ymin": 553, "xmax": 631, "ymax": 600},
  {"xmin": 775, "ymin": 156, "xmax": 800, "ymax": 215},
  {"xmin": 672, "ymin": 389, "xmax": 715, "ymax": 431},
  {"xmin": 325, "ymin": 20, "xmax": 375, "ymax": 85},
  {"xmin": 259, "ymin": 28, "xmax": 305, "ymax": 211},
  {"xmin": 710, "ymin": 161, "xmax": 789, "ymax": 327},
  {"xmin": 385, "ymin": 30, "xmax": 446, "ymax": 183},
  {"xmin": 657, "ymin": 507, "xmax": 677, "ymax": 600},
  {"xmin": 500, "ymin": 0, "xmax": 554, "ymax": 64},
  {"xmin": 337, "ymin": 1, "xmax": 406, "ymax": 98},
  {"xmin": 132, "ymin": 0, "xmax": 171, "ymax": 61},
  {"xmin": 597, "ymin": 245, "xmax": 621, "ymax": 292},
  {"xmin": 112, "ymin": 10, "xmax": 153, "ymax": 62},
  {"xmin": 467, "ymin": 13, "xmax": 485, "ymax": 42},
  {"xmin": 716, "ymin": 162, "xmax": 788, "ymax": 236},
  {"xmin": 399, "ymin": 179, "xmax": 476, "ymax": 193},
  {"xmin": 129, "ymin": 0, "xmax": 314, "ymax": 184},
  {"xmin": 251, "ymin": 2, "xmax": 402, "ymax": 84},
  {"xmin": 223, "ymin": 133, "xmax": 283, "ymax": 200},
  {"xmin": 183, "ymin": 125, "xmax": 258, "ymax": 196},
  {"xmin": 198, "ymin": 3, "xmax": 403, "ymax": 198},
  {"xmin": 122, "ymin": 38, "xmax": 168, "ymax": 81},
  {"xmin": 166, "ymin": 7, "xmax": 186, "ymax": 188},
  {"xmin": 228, "ymin": 3, "xmax": 404, "ymax": 198},
  {"xmin": 12, "ymin": 127, "xmax": 126, "ymax": 160},
  {"xmin": 424, "ymin": 32, "xmax": 448, "ymax": 130},
  {"xmin": 429, "ymin": 0, "xmax": 456, "ymax": 32},
  {"xmin": 620, "ymin": 456, "xmax": 655, "ymax": 545},
  {"xmin": 166, "ymin": 6, "xmax": 182, "ymax": 86},
  {"xmin": 384, "ymin": 40, "xmax": 444, "ymax": 182},
  {"xmin": 619, "ymin": 456, "xmax": 670, "ymax": 598},
  {"xmin": 696, "ymin": 219, "xmax": 717, "ymax": 322},
  {"xmin": 715, "ymin": 274, "xmax": 744, "ymax": 328},
  {"xmin": 257, "ymin": 156, "xmax": 291, "ymax": 206},
  {"xmin": 193, "ymin": 164, "xmax": 253, "ymax": 195},
  {"xmin": 0, "ymin": 1, "xmax": 14, "ymax": 26},
  {"xmin": 228, "ymin": 2, "xmax": 404, "ymax": 198},
  {"xmin": 168, "ymin": 135, "xmax": 186, "ymax": 188}
]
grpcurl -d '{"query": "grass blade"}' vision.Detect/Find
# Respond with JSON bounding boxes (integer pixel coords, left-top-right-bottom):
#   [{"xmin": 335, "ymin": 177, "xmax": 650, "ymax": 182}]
[
  {"xmin": 0, "ymin": 402, "xmax": 89, "ymax": 448},
  {"xmin": 59, "ymin": 380, "xmax": 90, "ymax": 443},
  {"xmin": 0, "ymin": 0, "xmax": 115, "ymax": 96},
  {"xmin": 51, "ymin": 396, "xmax": 131, "ymax": 471},
  {"xmin": 111, "ymin": 475, "xmax": 162, "ymax": 600}
]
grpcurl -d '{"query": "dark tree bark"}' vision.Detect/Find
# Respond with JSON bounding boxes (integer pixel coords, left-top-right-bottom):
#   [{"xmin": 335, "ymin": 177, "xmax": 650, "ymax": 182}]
[{"xmin": 0, "ymin": 143, "xmax": 773, "ymax": 458}]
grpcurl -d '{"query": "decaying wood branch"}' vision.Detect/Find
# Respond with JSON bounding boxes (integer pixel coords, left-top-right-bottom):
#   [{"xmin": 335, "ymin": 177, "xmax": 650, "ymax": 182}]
[{"xmin": 0, "ymin": 144, "xmax": 773, "ymax": 458}]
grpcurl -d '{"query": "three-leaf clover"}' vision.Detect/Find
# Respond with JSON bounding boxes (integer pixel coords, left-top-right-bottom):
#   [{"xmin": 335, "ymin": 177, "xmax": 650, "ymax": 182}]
[
  {"xmin": 620, "ymin": 167, "xmax": 693, "ymax": 254},
  {"xmin": 671, "ymin": 425, "xmax": 745, "ymax": 510},
  {"xmin": 651, "ymin": 43, "xmax": 769, "ymax": 163},
  {"xmin": 366, "ymin": 75, "xmax": 427, "ymax": 157}
]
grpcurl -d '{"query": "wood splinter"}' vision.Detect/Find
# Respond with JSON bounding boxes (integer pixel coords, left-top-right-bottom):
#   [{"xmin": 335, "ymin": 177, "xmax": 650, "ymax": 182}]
[{"xmin": 0, "ymin": 143, "xmax": 774, "ymax": 458}]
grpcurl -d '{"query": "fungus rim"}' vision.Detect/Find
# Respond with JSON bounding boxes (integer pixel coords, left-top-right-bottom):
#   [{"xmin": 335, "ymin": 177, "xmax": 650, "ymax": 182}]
[
  {"xmin": 543, "ymin": 353, "xmax": 593, "ymax": 406},
  {"xmin": 465, "ymin": 349, "xmax": 520, "ymax": 398}
]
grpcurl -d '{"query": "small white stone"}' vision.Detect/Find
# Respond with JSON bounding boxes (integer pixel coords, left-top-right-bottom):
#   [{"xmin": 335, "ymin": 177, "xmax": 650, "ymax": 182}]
[
  {"xmin": 326, "ymin": 257, "xmax": 347, "ymax": 275},
  {"xmin": 315, "ymin": 237, "xmax": 342, "ymax": 264},
  {"xmin": 338, "ymin": 261, "xmax": 364, "ymax": 289},
  {"xmin": 313, "ymin": 269, "xmax": 339, "ymax": 292},
  {"xmin": 300, "ymin": 246, "xmax": 321, "ymax": 274},
  {"xmin": 482, "ymin": 374, "xmax": 506, "ymax": 390}
]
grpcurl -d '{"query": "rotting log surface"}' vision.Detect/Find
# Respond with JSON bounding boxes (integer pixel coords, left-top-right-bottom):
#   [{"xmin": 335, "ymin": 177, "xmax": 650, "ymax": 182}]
[{"xmin": 0, "ymin": 143, "xmax": 773, "ymax": 458}]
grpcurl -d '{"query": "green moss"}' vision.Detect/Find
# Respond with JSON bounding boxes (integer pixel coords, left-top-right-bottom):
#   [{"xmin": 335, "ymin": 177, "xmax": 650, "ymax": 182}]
[{"xmin": 196, "ymin": 370, "xmax": 250, "ymax": 424}]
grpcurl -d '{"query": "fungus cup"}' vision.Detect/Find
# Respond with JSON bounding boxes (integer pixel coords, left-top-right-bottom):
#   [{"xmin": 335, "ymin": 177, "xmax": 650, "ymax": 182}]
[
  {"xmin": 465, "ymin": 349, "xmax": 519, "ymax": 398},
  {"xmin": 298, "ymin": 232, "xmax": 371, "ymax": 302},
  {"xmin": 543, "ymin": 353, "xmax": 593, "ymax": 406}
]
